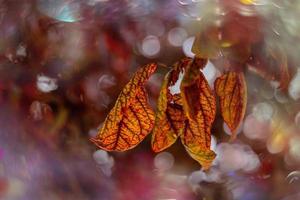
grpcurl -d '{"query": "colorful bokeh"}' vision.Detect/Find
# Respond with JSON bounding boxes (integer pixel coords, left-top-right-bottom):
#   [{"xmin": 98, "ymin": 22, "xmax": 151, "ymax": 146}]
[{"xmin": 0, "ymin": 0, "xmax": 300, "ymax": 199}]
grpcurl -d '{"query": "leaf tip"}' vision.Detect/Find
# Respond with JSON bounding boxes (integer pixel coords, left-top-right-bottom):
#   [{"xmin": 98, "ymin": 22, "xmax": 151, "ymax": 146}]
[
  {"xmin": 89, "ymin": 136, "xmax": 108, "ymax": 151},
  {"xmin": 151, "ymin": 146, "xmax": 161, "ymax": 153},
  {"xmin": 185, "ymin": 147, "xmax": 216, "ymax": 170},
  {"xmin": 146, "ymin": 63, "xmax": 158, "ymax": 74}
]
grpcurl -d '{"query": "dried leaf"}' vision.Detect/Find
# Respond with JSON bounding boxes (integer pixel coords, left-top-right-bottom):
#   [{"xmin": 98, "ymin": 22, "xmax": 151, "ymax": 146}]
[
  {"xmin": 180, "ymin": 57, "xmax": 209, "ymax": 119},
  {"xmin": 180, "ymin": 59, "xmax": 217, "ymax": 169},
  {"xmin": 215, "ymin": 72, "xmax": 247, "ymax": 139},
  {"xmin": 91, "ymin": 63, "xmax": 157, "ymax": 151},
  {"xmin": 184, "ymin": 142, "xmax": 216, "ymax": 170},
  {"xmin": 192, "ymin": 28, "xmax": 220, "ymax": 59},
  {"xmin": 181, "ymin": 119, "xmax": 216, "ymax": 170},
  {"xmin": 151, "ymin": 59, "xmax": 190, "ymax": 152},
  {"xmin": 278, "ymin": 54, "xmax": 289, "ymax": 90},
  {"xmin": 152, "ymin": 57, "xmax": 217, "ymax": 169}
]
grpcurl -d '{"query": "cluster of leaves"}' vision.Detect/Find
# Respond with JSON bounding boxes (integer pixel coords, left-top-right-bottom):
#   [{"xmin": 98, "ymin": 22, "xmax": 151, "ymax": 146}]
[
  {"xmin": 90, "ymin": 57, "xmax": 247, "ymax": 169},
  {"xmin": 91, "ymin": 4, "xmax": 293, "ymax": 170}
]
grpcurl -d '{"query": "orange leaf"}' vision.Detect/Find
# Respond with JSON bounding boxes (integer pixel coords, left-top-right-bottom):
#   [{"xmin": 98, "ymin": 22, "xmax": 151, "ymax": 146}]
[
  {"xmin": 151, "ymin": 59, "xmax": 190, "ymax": 152},
  {"xmin": 180, "ymin": 57, "xmax": 210, "ymax": 119},
  {"xmin": 214, "ymin": 72, "xmax": 247, "ymax": 139},
  {"xmin": 184, "ymin": 142, "xmax": 216, "ymax": 170},
  {"xmin": 90, "ymin": 63, "xmax": 157, "ymax": 151},
  {"xmin": 181, "ymin": 119, "xmax": 217, "ymax": 170},
  {"xmin": 152, "ymin": 57, "xmax": 217, "ymax": 169},
  {"xmin": 180, "ymin": 58, "xmax": 217, "ymax": 169}
]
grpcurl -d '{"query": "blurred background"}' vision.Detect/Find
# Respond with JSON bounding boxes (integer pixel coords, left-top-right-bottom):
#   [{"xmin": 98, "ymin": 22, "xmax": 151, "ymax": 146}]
[{"xmin": 1, "ymin": 0, "xmax": 300, "ymax": 199}]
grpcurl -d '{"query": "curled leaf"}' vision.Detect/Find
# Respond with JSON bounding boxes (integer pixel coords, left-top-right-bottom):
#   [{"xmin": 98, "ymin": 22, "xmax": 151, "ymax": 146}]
[
  {"xmin": 215, "ymin": 72, "xmax": 247, "ymax": 139},
  {"xmin": 180, "ymin": 58, "xmax": 217, "ymax": 169},
  {"xmin": 152, "ymin": 57, "xmax": 217, "ymax": 169},
  {"xmin": 184, "ymin": 143, "xmax": 216, "ymax": 170},
  {"xmin": 91, "ymin": 63, "xmax": 157, "ymax": 151},
  {"xmin": 181, "ymin": 119, "xmax": 216, "ymax": 170},
  {"xmin": 151, "ymin": 59, "xmax": 190, "ymax": 152},
  {"xmin": 180, "ymin": 57, "xmax": 210, "ymax": 119}
]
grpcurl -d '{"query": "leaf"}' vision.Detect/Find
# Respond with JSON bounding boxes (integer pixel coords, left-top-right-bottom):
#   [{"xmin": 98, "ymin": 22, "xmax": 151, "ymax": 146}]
[
  {"xmin": 192, "ymin": 28, "xmax": 220, "ymax": 59},
  {"xmin": 180, "ymin": 58, "xmax": 217, "ymax": 169},
  {"xmin": 184, "ymin": 143, "xmax": 216, "ymax": 170},
  {"xmin": 151, "ymin": 59, "xmax": 190, "ymax": 152},
  {"xmin": 180, "ymin": 57, "xmax": 209, "ymax": 119},
  {"xmin": 90, "ymin": 63, "xmax": 157, "ymax": 151},
  {"xmin": 214, "ymin": 72, "xmax": 247, "ymax": 139}
]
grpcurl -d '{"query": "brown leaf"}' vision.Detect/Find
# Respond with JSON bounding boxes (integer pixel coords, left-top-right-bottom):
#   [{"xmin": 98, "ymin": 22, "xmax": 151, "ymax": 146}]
[
  {"xmin": 151, "ymin": 59, "xmax": 190, "ymax": 152},
  {"xmin": 180, "ymin": 58, "xmax": 217, "ymax": 169},
  {"xmin": 214, "ymin": 72, "xmax": 247, "ymax": 139},
  {"xmin": 180, "ymin": 57, "xmax": 210, "ymax": 119},
  {"xmin": 184, "ymin": 142, "xmax": 216, "ymax": 170},
  {"xmin": 192, "ymin": 27, "xmax": 220, "ymax": 59},
  {"xmin": 90, "ymin": 63, "xmax": 157, "ymax": 151},
  {"xmin": 151, "ymin": 57, "xmax": 217, "ymax": 169}
]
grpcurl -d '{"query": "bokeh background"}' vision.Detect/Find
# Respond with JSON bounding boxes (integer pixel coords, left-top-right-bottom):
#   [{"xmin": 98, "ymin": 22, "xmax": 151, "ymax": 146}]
[{"xmin": 1, "ymin": 0, "xmax": 300, "ymax": 199}]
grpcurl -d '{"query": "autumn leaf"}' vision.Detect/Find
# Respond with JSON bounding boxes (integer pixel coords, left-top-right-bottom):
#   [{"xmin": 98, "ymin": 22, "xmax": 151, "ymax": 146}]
[
  {"xmin": 152, "ymin": 57, "xmax": 217, "ymax": 168},
  {"xmin": 214, "ymin": 72, "xmax": 247, "ymax": 139},
  {"xmin": 181, "ymin": 119, "xmax": 217, "ymax": 170},
  {"xmin": 192, "ymin": 27, "xmax": 220, "ymax": 59},
  {"xmin": 184, "ymin": 142, "xmax": 216, "ymax": 170},
  {"xmin": 151, "ymin": 59, "xmax": 190, "ymax": 152},
  {"xmin": 90, "ymin": 63, "xmax": 157, "ymax": 151},
  {"xmin": 180, "ymin": 58, "xmax": 217, "ymax": 169},
  {"xmin": 180, "ymin": 57, "xmax": 209, "ymax": 119}
]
